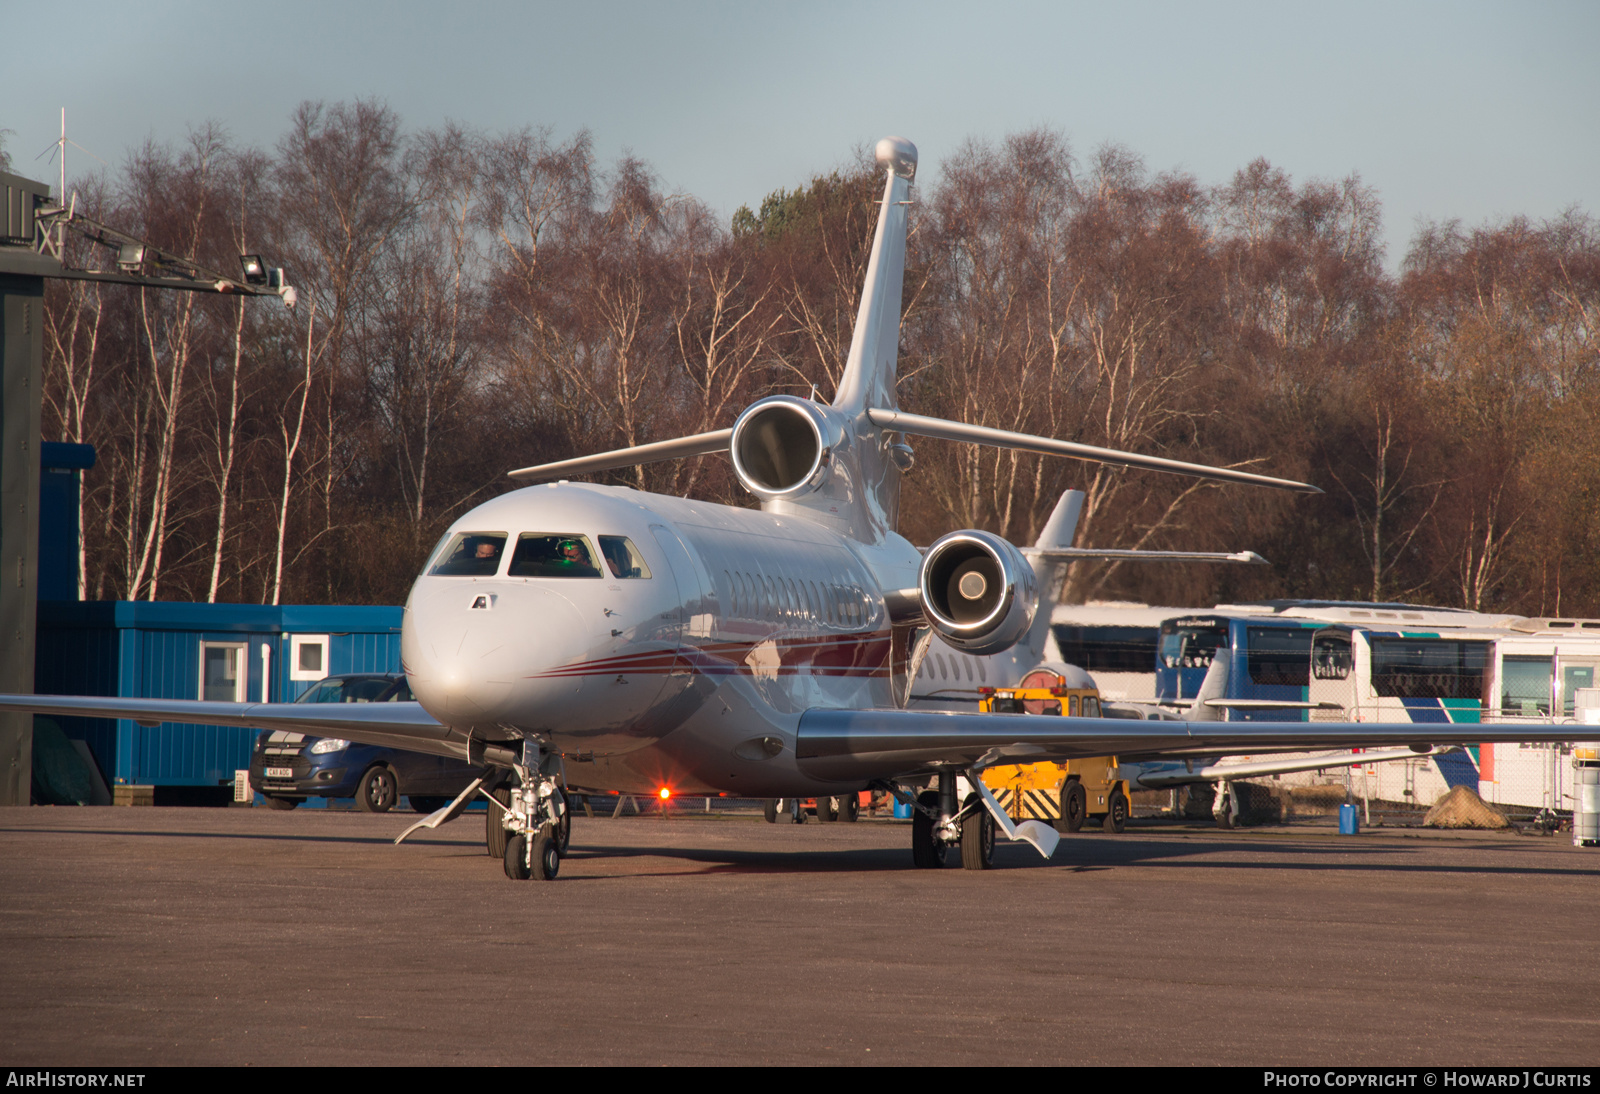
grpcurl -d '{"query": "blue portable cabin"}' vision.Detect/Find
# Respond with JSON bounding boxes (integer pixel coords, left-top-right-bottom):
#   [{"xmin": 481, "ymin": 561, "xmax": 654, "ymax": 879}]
[{"xmin": 35, "ymin": 601, "xmax": 403, "ymax": 789}]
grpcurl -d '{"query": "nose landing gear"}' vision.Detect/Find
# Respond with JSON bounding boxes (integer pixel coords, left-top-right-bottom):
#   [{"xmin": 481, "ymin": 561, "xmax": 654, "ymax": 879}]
[{"xmin": 500, "ymin": 743, "xmax": 568, "ymax": 882}]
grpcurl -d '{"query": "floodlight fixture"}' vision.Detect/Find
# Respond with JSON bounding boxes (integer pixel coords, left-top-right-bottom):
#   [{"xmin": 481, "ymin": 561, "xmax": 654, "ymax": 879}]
[{"xmin": 239, "ymin": 254, "xmax": 267, "ymax": 285}]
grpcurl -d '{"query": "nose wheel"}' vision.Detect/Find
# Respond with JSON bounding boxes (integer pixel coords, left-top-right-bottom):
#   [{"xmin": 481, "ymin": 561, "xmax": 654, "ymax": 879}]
[{"xmin": 498, "ymin": 743, "xmax": 569, "ymax": 882}]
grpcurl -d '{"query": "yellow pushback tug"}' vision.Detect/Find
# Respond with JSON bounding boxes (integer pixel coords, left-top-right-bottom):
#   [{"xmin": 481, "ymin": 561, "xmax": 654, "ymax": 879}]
[{"xmin": 978, "ymin": 678, "xmax": 1131, "ymax": 833}]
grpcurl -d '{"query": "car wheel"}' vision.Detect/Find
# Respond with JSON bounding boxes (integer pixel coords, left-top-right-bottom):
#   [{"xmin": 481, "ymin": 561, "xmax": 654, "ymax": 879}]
[
  {"xmin": 486, "ymin": 787, "xmax": 511, "ymax": 858},
  {"xmin": 356, "ymin": 766, "xmax": 398, "ymax": 813},
  {"xmin": 1059, "ymin": 781, "xmax": 1087, "ymax": 833},
  {"xmin": 263, "ymin": 795, "xmax": 301, "ymax": 811}
]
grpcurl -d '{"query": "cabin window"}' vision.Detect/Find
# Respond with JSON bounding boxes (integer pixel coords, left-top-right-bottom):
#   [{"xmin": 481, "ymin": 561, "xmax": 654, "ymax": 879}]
[
  {"xmin": 428, "ymin": 532, "xmax": 507, "ymax": 576},
  {"xmin": 598, "ymin": 536, "xmax": 652, "ymax": 579},
  {"xmin": 200, "ymin": 642, "xmax": 247, "ymax": 703},
  {"xmin": 507, "ymin": 534, "xmax": 602, "ymax": 578}
]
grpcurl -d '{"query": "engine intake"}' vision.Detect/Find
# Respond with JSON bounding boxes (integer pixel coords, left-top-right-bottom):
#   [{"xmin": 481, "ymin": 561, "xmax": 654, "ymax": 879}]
[
  {"xmin": 919, "ymin": 530, "xmax": 1037, "ymax": 654},
  {"xmin": 731, "ymin": 396, "xmax": 838, "ymax": 501}
]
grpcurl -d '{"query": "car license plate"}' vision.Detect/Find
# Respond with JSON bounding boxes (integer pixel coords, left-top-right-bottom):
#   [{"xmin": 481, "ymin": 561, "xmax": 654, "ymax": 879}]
[{"xmin": 265, "ymin": 767, "xmax": 295, "ymax": 779}]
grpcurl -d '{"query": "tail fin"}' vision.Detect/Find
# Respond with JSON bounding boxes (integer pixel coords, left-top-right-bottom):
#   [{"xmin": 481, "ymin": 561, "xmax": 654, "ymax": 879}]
[{"xmin": 831, "ymin": 137, "xmax": 916, "ymax": 416}]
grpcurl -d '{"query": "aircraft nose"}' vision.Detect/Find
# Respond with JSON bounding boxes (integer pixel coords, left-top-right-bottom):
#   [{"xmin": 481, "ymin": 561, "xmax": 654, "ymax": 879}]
[{"xmin": 403, "ymin": 582, "xmax": 584, "ymax": 724}]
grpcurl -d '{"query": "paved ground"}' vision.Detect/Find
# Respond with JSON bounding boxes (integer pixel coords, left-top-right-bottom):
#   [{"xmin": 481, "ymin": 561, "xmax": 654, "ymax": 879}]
[{"xmin": 2, "ymin": 805, "xmax": 1597, "ymax": 1066}]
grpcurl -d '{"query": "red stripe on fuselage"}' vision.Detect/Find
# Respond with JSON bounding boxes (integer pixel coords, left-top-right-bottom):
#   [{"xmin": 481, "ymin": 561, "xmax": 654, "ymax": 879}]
[{"xmin": 527, "ymin": 630, "xmax": 893, "ymax": 680}]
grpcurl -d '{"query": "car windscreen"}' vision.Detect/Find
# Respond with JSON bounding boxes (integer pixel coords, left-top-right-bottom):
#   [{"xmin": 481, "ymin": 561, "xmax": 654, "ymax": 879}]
[
  {"xmin": 506, "ymin": 533, "xmax": 603, "ymax": 578},
  {"xmin": 428, "ymin": 532, "xmax": 507, "ymax": 576},
  {"xmin": 294, "ymin": 677, "xmax": 395, "ymax": 703}
]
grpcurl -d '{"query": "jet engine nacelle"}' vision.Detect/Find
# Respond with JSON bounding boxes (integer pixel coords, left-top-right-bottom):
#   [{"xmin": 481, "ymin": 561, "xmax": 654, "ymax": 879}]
[
  {"xmin": 918, "ymin": 530, "xmax": 1038, "ymax": 655},
  {"xmin": 730, "ymin": 395, "xmax": 847, "ymax": 502}
]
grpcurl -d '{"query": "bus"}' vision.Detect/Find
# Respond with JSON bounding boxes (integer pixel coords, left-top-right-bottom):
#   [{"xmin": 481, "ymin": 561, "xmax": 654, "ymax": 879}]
[
  {"xmin": 1048, "ymin": 601, "xmax": 1177, "ymax": 701},
  {"xmin": 1305, "ymin": 616, "xmax": 1600, "ymax": 811}
]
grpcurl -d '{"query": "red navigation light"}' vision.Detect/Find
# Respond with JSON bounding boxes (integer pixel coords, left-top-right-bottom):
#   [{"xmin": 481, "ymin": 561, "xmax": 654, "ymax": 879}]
[{"xmin": 658, "ymin": 786, "xmax": 672, "ymax": 801}]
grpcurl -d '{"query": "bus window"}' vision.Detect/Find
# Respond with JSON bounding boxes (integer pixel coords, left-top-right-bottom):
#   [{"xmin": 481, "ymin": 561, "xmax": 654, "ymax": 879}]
[
  {"xmin": 1501, "ymin": 656, "xmax": 1551, "ymax": 715},
  {"xmin": 1053, "ymin": 625, "xmax": 1160, "ymax": 673},
  {"xmin": 1371, "ymin": 638, "xmax": 1488, "ymax": 700},
  {"xmin": 1159, "ymin": 618, "xmax": 1226, "ymax": 669},
  {"xmin": 1246, "ymin": 627, "xmax": 1315, "ymax": 687},
  {"xmin": 1312, "ymin": 630, "xmax": 1353, "ymax": 680}
]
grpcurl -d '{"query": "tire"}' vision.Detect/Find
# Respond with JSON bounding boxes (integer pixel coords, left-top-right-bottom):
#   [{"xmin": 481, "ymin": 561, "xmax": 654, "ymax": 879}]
[
  {"xmin": 263, "ymin": 795, "xmax": 301, "ymax": 811},
  {"xmin": 531, "ymin": 825, "xmax": 560, "ymax": 881},
  {"xmin": 1103, "ymin": 789, "xmax": 1128, "ymax": 834},
  {"xmin": 1217, "ymin": 792, "xmax": 1234, "ymax": 829},
  {"xmin": 409, "ymin": 795, "xmax": 450, "ymax": 814},
  {"xmin": 763, "ymin": 799, "xmax": 778, "ymax": 824},
  {"xmin": 486, "ymin": 787, "xmax": 510, "ymax": 858},
  {"xmin": 1059, "ymin": 780, "xmax": 1087, "ymax": 833},
  {"xmin": 838, "ymin": 794, "xmax": 859, "ymax": 823},
  {"xmin": 911, "ymin": 790, "xmax": 946, "ymax": 868},
  {"xmin": 555, "ymin": 788, "xmax": 572, "ymax": 854},
  {"xmin": 504, "ymin": 833, "xmax": 530, "ymax": 880},
  {"xmin": 356, "ymin": 766, "xmax": 398, "ymax": 813},
  {"xmin": 960, "ymin": 793, "xmax": 995, "ymax": 870},
  {"xmin": 815, "ymin": 796, "xmax": 836, "ymax": 822}
]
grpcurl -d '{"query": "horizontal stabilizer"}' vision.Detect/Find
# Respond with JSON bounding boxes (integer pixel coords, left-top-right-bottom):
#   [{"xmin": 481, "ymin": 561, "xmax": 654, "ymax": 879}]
[
  {"xmin": 867, "ymin": 408, "xmax": 1321, "ymax": 494},
  {"xmin": 507, "ymin": 428, "xmax": 733, "ymax": 482},
  {"xmin": 1027, "ymin": 548, "xmax": 1269, "ymax": 565}
]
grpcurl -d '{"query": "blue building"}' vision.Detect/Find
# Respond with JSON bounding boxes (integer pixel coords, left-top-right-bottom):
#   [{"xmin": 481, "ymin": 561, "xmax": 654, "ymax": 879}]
[{"xmin": 36, "ymin": 601, "xmax": 403, "ymax": 790}]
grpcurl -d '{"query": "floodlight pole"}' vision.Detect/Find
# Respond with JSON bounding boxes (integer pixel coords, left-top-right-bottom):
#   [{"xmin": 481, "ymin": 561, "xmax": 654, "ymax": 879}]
[{"xmin": 0, "ymin": 169, "xmax": 293, "ymax": 805}]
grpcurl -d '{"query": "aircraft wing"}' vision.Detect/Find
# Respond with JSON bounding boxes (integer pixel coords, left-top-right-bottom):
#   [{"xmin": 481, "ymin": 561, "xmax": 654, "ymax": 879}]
[
  {"xmin": 1126, "ymin": 747, "xmax": 1453, "ymax": 788},
  {"xmin": 795, "ymin": 708, "xmax": 1564, "ymax": 782},
  {"xmin": 0, "ymin": 694, "xmax": 468, "ymax": 761}
]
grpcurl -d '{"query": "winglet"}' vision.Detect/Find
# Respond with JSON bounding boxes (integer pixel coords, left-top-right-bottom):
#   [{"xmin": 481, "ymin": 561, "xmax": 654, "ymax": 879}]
[{"xmin": 831, "ymin": 138, "xmax": 916, "ymax": 416}]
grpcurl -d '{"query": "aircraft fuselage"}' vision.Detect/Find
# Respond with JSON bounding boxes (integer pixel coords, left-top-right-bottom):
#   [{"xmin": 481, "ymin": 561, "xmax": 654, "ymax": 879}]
[{"xmin": 401, "ymin": 481, "xmax": 922, "ymax": 797}]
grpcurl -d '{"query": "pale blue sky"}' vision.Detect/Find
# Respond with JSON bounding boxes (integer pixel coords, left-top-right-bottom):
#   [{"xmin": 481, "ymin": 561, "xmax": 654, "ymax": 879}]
[{"xmin": 3, "ymin": 0, "xmax": 1595, "ymax": 267}]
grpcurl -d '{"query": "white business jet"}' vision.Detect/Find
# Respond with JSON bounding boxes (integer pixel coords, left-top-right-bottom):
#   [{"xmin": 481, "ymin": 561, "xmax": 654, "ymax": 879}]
[{"xmin": 0, "ymin": 138, "xmax": 1566, "ymax": 880}]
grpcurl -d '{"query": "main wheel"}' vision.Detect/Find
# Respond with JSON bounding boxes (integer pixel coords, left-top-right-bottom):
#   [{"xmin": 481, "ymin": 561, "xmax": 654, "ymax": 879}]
[
  {"xmin": 838, "ymin": 794, "xmax": 859, "ymax": 823},
  {"xmin": 1059, "ymin": 780, "xmax": 1087, "ymax": 833},
  {"xmin": 263, "ymin": 795, "xmax": 301, "ymax": 811},
  {"xmin": 1217, "ymin": 791, "xmax": 1234, "ymax": 829},
  {"xmin": 503, "ymin": 833, "xmax": 530, "ymax": 880},
  {"xmin": 555, "ymin": 788, "xmax": 572, "ymax": 854},
  {"xmin": 960, "ymin": 793, "xmax": 996, "ymax": 870},
  {"xmin": 911, "ymin": 790, "xmax": 947, "ymax": 868},
  {"xmin": 1103, "ymin": 789, "xmax": 1128, "ymax": 834},
  {"xmin": 763, "ymin": 799, "xmax": 778, "ymax": 823},
  {"xmin": 531, "ymin": 825, "xmax": 560, "ymax": 881},
  {"xmin": 486, "ymin": 787, "xmax": 511, "ymax": 858},
  {"xmin": 815, "ymin": 796, "xmax": 836, "ymax": 822},
  {"xmin": 356, "ymin": 766, "xmax": 398, "ymax": 813}
]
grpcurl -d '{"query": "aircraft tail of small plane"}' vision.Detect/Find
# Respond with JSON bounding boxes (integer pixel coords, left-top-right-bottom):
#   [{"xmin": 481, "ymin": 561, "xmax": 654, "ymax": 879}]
[{"xmin": 507, "ymin": 137, "xmax": 1321, "ymax": 523}]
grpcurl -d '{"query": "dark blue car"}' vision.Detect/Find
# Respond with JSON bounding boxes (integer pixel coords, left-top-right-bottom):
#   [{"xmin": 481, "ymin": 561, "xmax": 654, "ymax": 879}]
[{"xmin": 249, "ymin": 674, "xmax": 487, "ymax": 812}]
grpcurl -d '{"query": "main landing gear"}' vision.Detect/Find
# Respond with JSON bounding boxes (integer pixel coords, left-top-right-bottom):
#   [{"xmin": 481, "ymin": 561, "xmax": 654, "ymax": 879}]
[
  {"xmin": 909, "ymin": 773, "xmax": 996, "ymax": 871},
  {"xmin": 498, "ymin": 743, "xmax": 568, "ymax": 882}
]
